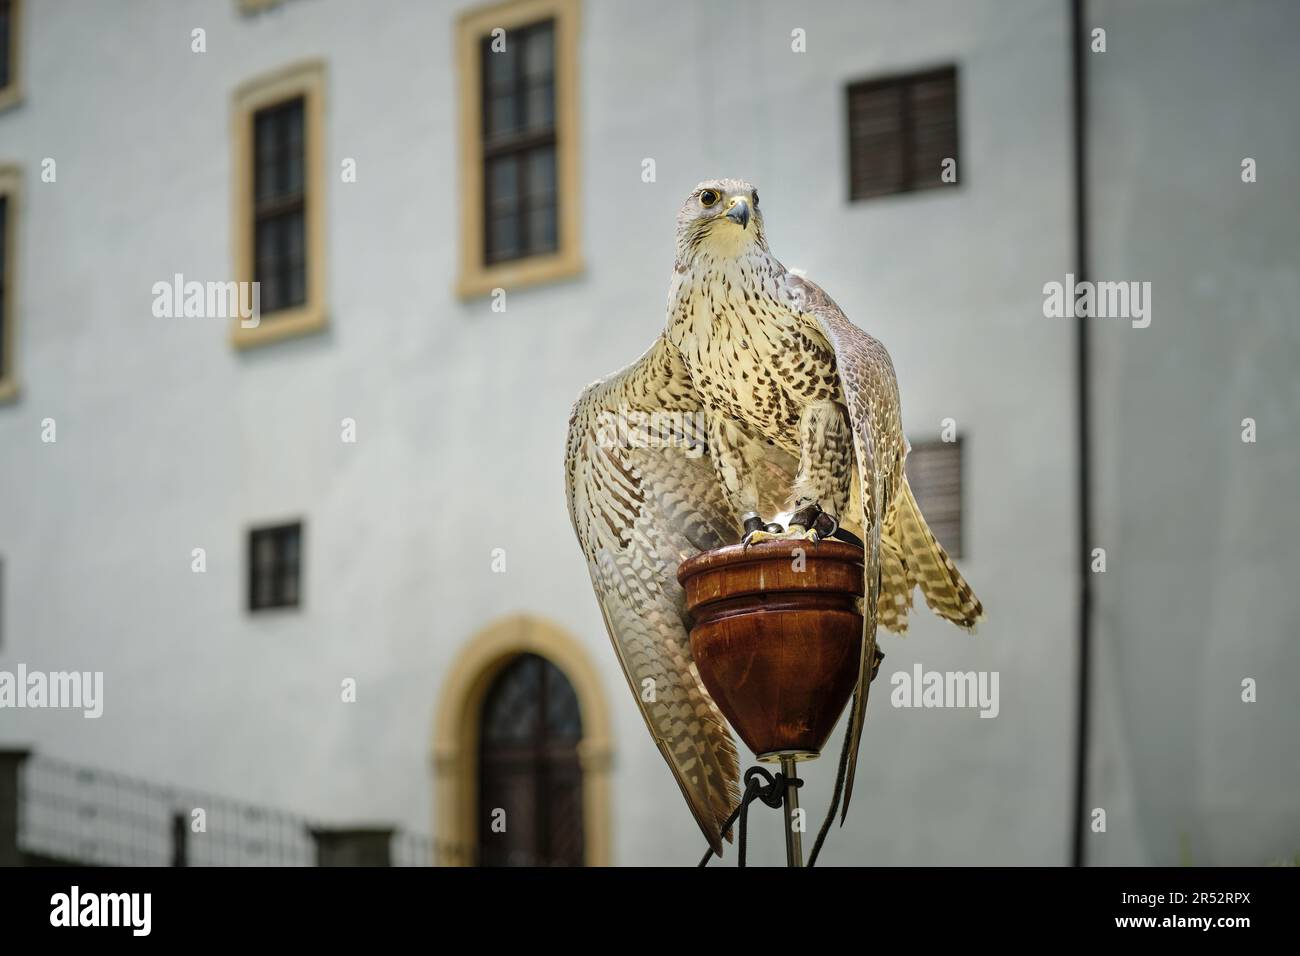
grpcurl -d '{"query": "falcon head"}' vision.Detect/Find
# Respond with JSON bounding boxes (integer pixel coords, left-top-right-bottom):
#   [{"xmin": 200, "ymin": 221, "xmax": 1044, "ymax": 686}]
[{"xmin": 676, "ymin": 178, "xmax": 768, "ymax": 261}]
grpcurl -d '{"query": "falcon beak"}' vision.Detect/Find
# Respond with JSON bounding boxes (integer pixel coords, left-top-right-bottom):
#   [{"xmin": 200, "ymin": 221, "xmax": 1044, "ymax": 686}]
[{"xmin": 724, "ymin": 197, "xmax": 751, "ymax": 230}]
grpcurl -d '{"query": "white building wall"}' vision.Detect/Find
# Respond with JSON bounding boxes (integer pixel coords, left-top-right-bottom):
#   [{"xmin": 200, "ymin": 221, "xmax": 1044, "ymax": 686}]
[
  {"xmin": 2, "ymin": 0, "xmax": 1079, "ymax": 865},
  {"xmin": 1086, "ymin": 0, "xmax": 1300, "ymax": 866}
]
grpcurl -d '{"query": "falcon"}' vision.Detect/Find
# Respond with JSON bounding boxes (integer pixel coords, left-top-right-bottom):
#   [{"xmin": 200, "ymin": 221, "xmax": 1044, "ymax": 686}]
[{"xmin": 565, "ymin": 178, "xmax": 983, "ymax": 854}]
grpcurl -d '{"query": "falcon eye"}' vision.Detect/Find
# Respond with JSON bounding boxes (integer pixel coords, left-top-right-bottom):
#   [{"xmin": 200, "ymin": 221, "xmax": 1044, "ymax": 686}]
[
  {"xmin": 699, "ymin": 189, "xmax": 720, "ymax": 207},
  {"xmin": 751, "ymin": 191, "xmax": 759, "ymax": 207}
]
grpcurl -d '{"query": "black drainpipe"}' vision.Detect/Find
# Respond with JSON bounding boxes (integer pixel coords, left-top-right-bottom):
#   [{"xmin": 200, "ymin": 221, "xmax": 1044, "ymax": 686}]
[{"xmin": 1069, "ymin": 0, "xmax": 1094, "ymax": 869}]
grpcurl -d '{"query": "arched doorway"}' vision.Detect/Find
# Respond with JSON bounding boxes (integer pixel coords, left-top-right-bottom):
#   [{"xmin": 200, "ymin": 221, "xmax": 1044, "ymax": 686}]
[
  {"xmin": 433, "ymin": 615, "xmax": 612, "ymax": 866},
  {"xmin": 478, "ymin": 653, "xmax": 584, "ymax": 866}
]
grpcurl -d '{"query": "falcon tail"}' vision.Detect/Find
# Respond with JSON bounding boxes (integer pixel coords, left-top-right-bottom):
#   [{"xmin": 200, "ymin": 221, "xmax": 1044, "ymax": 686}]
[{"xmin": 895, "ymin": 477, "xmax": 983, "ymax": 630}]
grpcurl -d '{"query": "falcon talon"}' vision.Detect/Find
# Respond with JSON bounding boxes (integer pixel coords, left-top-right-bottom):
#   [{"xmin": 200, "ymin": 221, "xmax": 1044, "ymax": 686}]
[{"xmin": 742, "ymin": 528, "xmax": 806, "ymax": 548}]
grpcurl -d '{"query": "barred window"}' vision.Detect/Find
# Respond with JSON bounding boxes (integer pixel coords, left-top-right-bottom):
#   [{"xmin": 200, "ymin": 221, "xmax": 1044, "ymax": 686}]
[
  {"xmin": 231, "ymin": 60, "xmax": 325, "ymax": 348},
  {"xmin": 248, "ymin": 522, "xmax": 303, "ymax": 611},
  {"xmin": 0, "ymin": 164, "xmax": 18, "ymax": 402},
  {"xmin": 0, "ymin": 0, "xmax": 12, "ymax": 91},
  {"xmin": 478, "ymin": 653, "xmax": 584, "ymax": 867},
  {"xmin": 905, "ymin": 438, "xmax": 965, "ymax": 558},
  {"xmin": 848, "ymin": 66, "xmax": 959, "ymax": 200},
  {"xmin": 253, "ymin": 98, "xmax": 307, "ymax": 315},
  {"xmin": 481, "ymin": 20, "xmax": 558, "ymax": 265},
  {"xmin": 0, "ymin": 0, "xmax": 18, "ymax": 103},
  {"xmin": 0, "ymin": 195, "xmax": 7, "ymax": 383},
  {"xmin": 456, "ymin": 0, "xmax": 580, "ymax": 297}
]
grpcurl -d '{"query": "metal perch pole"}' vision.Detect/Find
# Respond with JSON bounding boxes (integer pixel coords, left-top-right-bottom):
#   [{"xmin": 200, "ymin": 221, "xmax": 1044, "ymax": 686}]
[{"xmin": 780, "ymin": 755, "xmax": 804, "ymax": 867}]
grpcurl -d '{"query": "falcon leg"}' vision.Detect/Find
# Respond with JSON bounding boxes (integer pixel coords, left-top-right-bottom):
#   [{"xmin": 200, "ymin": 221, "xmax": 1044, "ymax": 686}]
[
  {"xmin": 787, "ymin": 402, "xmax": 855, "ymax": 543},
  {"xmin": 707, "ymin": 415, "xmax": 789, "ymax": 547},
  {"xmin": 790, "ymin": 503, "xmax": 840, "ymax": 541}
]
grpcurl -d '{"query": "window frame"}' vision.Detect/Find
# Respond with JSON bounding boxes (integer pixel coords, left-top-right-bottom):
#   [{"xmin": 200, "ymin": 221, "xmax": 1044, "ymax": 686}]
[
  {"xmin": 0, "ymin": 0, "xmax": 22, "ymax": 114},
  {"xmin": 456, "ymin": 0, "xmax": 582, "ymax": 298},
  {"xmin": 846, "ymin": 65, "xmax": 960, "ymax": 202},
  {"xmin": 434, "ymin": 615, "xmax": 612, "ymax": 867},
  {"xmin": 231, "ymin": 60, "xmax": 327, "ymax": 349},
  {"xmin": 0, "ymin": 164, "xmax": 19, "ymax": 403}
]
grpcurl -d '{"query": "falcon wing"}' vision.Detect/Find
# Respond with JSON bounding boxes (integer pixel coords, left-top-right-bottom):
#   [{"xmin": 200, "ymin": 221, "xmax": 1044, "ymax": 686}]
[
  {"xmin": 789, "ymin": 273, "xmax": 984, "ymax": 822},
  {"xmin": 565, "ymin": 335, "xmax": 746, "ymax": 853},
  {"xmin": 787, "ymin": 274, "xmax": 906, "ymax": 822}
]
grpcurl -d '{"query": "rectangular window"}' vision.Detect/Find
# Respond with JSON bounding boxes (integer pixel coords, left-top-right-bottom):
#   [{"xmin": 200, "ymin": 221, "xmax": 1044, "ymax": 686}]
[
  {"xmin": 248, "ymin": 522, "xmax": 303, "ymax": 611},
  {"xmin": 905, "ymin": 437, "xmax": 965, "ymax": 558},
  {"xmin": 253, "ymin": 98, "xmax": 307, "ymax": 314},
  {"xmin": 481, "ymin": 20, "xmax": 557, "ymax": 265},
  {"xmin": 0, "ymin": 1, "xmax": 11, "ymax": 90},
  {"xmin": 0, "ymin": 164, "xmax": 18, "ymax": 402},
  {"xmin": 0, "ymin": 0, "xmax": 21, "ymax": 111},
  {"xmin": 847, "ymin": 66, "xmax": 958, "ymax": 201},
  {"xmin": 0, "ymin": 195, "xmax": 7, "ymax": 387},
  {"xmin": 231, "ymin": 61, "xmax": 326, "ymax": 348},
  {"xmin": 457, "ymin": 0, "xmax": 580, "ymax": 297}
]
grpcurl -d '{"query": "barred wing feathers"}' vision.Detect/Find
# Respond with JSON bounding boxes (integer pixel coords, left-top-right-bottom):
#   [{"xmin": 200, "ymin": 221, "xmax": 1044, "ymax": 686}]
[{"xmin": 565, "ymin": 336, "xmax": 743, "ymax": 853}]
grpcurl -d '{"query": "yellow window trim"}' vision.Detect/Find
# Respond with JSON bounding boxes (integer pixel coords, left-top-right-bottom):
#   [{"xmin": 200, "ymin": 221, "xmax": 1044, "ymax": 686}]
[
  {"xmin": 433, "ymin": 614, "xmax": 612, "ymax": 866},
  {"xmin": 0, "ymin": 164, "xmax": 19, "ymax": 404},
  {"xmin": 455, "ymin": 0, "xmax": 583, "ymax": 299},
  {"xmin": 230, "ymin": 59, "xmax": 327, "ymax": 349},
  {"xmin": 0, "ymin": 0, "xmax": 22, "ymax": 114}
]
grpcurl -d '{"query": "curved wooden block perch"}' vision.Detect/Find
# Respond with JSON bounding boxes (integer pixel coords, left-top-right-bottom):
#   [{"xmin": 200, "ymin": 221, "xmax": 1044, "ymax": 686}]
[{"xmin": 677, "ymin": 539, "xmax": 865, "ymax": 762}]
